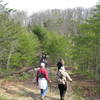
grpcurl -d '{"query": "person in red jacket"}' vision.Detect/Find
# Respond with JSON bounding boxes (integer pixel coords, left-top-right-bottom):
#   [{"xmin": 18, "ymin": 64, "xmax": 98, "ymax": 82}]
[{"xmin": 36, "ymin": 63, "xmax": 50, "ymax": 100}]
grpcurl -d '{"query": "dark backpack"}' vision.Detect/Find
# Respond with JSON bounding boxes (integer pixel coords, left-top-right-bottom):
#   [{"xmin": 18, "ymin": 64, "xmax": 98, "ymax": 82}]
[{"xmin": 38, "ymin": 72, "xmax": 46, "ymax": 78}]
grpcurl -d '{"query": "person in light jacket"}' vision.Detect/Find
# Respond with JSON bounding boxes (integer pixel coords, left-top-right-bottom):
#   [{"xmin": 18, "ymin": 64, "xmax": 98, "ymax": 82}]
[{"xmin": 57, "ymin": 60, "xmax": 72, "ymax": 100}]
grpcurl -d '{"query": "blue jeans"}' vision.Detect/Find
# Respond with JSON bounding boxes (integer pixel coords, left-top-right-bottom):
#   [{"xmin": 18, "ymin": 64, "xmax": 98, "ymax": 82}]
[{"xmin": 40, "ymin": 86, "xmax": 48, "ymax": 97}]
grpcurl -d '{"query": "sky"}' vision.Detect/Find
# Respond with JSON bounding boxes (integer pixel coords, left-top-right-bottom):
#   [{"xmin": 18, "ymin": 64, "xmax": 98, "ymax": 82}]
[{"xmin": 5, "ymin": 0, "xmax": 97, "ymax": 15}]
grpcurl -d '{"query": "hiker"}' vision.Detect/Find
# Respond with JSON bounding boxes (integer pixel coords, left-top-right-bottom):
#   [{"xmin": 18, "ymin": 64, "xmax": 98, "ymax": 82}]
[
  {"xmin": 57, "ymin": 60, "xmax": 72, "ymax": 100},
  {"xmin": 40, "ymin": 51, "xmax": 48, "ymax": 66},
  {"xmin": 57, "ymin": 59, "xmax": 64, "ymax": 70},
  {"xmin": 36, "ymin": 62, "xmax": 51, "ymax": 100}
]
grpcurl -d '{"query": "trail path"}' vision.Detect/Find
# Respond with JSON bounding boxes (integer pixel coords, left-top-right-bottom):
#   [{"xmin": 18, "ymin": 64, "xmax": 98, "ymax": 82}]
[{"xmin": 0, "ymin": 79, "xmax": 86, "ymax": 100}]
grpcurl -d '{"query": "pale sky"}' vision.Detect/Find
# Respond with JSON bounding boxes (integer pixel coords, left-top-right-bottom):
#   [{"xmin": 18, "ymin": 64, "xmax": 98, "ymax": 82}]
[{"xmin": 5, "ymin": 0, "xmax": 97, "ymax": 15}]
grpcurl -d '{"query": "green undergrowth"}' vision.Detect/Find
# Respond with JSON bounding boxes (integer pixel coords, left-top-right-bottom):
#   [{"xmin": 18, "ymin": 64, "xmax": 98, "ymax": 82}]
[
  {"xmin": 3, "ymin": 72, "xmax": 34, "ymax": 82},
  {"xmin": 0, "ymin": 94, "xmax": 9, "ymax": 100},
  {"xmin": 0, "ymin": 93, "xmax": 19, "ymax": 100},
  {"xmin": 75, "ymin": 95, "xmax": 86, "ymax": 100},
  {"xmin": 72, "ymin": 69, "xmax": 99, "ymax": 79},
  {"xmin": 0, "ymin": 68, "xmax": 16, "ymax": 75},
  {"xmin": 72, "ymin": 87, "xmax": 86, "ymax": 100}
]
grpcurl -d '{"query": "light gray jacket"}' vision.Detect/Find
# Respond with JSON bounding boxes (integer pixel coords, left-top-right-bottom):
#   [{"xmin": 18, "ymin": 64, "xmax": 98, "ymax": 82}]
[{"xmin": 57, "ymin": 67, "xmax": 72, "ymax": 85}]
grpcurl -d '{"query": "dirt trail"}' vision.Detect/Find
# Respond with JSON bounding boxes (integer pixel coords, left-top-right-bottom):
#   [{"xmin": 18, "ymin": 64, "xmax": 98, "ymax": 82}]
[{"xmin": 0, "ymin": 80, "xmax": 86, "ymax": 100}]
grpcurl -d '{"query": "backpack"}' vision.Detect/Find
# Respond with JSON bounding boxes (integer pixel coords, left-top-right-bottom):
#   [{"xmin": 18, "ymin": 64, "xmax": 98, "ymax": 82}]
[
  {"xmin": 57, "ymin": 71, "xmax": 66, "ymax": 85},
  {"xmin": 38, "ymin": 72, "xmax": 46, "ymax": 78}
]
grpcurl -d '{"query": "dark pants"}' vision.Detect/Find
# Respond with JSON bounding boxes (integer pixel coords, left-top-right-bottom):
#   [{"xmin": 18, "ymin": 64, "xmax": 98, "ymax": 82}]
[{"xmin": 58, "ymin": 84, "xmax": 67, "ymax": 100}]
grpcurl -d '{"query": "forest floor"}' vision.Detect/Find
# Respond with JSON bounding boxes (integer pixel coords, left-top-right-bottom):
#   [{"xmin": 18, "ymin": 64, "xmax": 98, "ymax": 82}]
[
  {"xmin": 0, "ymin": 79, "xmax": 85, "ymax": 100},
  {"xmin": 0, "ymin": 77, "xmax": 99, "ymax": 100},
  {"xmin": 0, "ymin": 67, "xmax": 99, "ymax": 100}
]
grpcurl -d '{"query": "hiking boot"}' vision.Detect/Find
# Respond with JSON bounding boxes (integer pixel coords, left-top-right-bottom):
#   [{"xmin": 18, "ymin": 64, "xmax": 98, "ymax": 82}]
[{"xmin": 40, "ymin": 96, "xmax": 44, "ymax": 100}]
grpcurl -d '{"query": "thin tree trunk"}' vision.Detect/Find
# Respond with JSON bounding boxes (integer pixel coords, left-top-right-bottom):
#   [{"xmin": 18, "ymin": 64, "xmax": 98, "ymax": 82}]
[{"xmin": 6, "ymin": 43, "xmax": 14, "ymax": 69}]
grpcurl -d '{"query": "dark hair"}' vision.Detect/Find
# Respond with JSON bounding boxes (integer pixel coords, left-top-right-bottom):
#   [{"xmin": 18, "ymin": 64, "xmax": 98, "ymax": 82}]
[
  {"xmin": 57, "ymin": 58, "xmax": 65, "ymax": 70},
  {"xmin": 57, "ymin": 61, "xmax": 63, "ymax": 70}
]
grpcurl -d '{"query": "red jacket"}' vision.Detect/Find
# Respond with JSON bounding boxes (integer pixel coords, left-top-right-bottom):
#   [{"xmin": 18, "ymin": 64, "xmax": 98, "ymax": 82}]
[{"xmin": 36, "ymin": 68, "xmax": 49, "ymax": 82}]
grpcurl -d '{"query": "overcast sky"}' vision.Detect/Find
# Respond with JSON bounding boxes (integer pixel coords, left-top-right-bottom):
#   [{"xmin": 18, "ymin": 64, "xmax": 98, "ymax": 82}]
[{"xmin": 5, "ymin": 0, "xmax": 97, "ymax": 15}]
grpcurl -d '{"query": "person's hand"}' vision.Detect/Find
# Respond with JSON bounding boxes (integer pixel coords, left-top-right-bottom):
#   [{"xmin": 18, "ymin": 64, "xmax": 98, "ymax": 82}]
[
  {"xmin": 49, "ymin": 80, "xmax": 52, "ymax": 83},
  {"xmin": 70, "ymin": 80, "xmax": 72, "ymax": 83}
]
